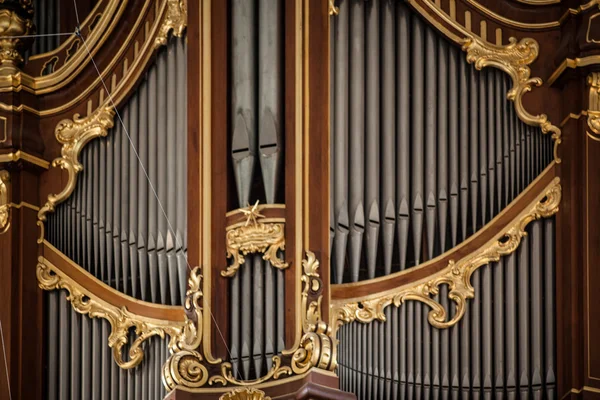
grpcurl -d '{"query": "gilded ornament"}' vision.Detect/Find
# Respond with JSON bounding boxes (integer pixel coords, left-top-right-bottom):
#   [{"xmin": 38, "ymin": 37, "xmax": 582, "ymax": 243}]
[
  {"xmin": 587, "ymin": 73, "xmax": 600, "ymax": 138},
  {"xmin": 37, "ymin": 107, "xmax": 115, "ymax": 233},
  {"xmin": 37, "ymin": 256, "xmax": 185, "ymax": 369},
  {"xmin": 331, "ymin": 178, "xmax": 561, "ymax": 337},
  {"xmin": 291, "ymin": 251, "xmax": 336, "ymax": 374},
  {"xmin": 0, "ymin": 1, "xmax": 34, "ymax": 74},
  {"xmin": 155, "ymin": 0, "xmax": 187, "ymax": 48},
  {"xmin": 329, "ymin": 0, "xmax": 339, "ymax": 15},
  {"xmin": 162, "ymin": 252, "xmax": 336, "ymax": 391},
  {"xmin": 0, "ymin": 169, "xmax": 9, "ymax": 234},
  {"xmin": 220, "ymin": 388, "xmax": 271, "ymax": 400},
  {"xmin": 462, "ymin": 35, "xmax": 562, "ymax": 163},
  {"xmin": 223, "ymin": 201, "xmax": 288, "ymax": 277}
]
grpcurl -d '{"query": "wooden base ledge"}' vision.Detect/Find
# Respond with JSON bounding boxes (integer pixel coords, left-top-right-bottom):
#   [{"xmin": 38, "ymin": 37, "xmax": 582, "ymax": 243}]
[{"xmin": 163, "ymin": 369, "xmax": 356, "ymax": 400}]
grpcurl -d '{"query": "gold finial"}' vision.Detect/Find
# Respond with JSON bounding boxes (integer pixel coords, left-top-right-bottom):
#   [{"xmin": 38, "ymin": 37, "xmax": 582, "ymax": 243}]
[{"xmin": 241, "ymin": 200, "xmax": 265, "ymax": 227}]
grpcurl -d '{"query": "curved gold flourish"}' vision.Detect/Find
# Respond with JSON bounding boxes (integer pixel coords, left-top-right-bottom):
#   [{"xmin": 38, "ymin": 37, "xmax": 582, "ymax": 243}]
[
  {"xmin": 331, "ymin": 178, "xmax": 561, "ymax": 336},
  {"xmin": 155, "ymin": 0, "xmax": 187, "ymax": 48},
  {"xmin": 37, "ymin": 106, "xmax": 115, "ymax": 227},
  {"xmin": 223, "ymin": 202, "xmax": 288, "ymax": 278},
  {"xmin": 329, "ymin": 0, "xmax": 339, "ymax": 15},
  {"xmin": 162, "ymin": 267, "xmax": 212, "ymax": 390},
  {"xmin": 462, "ymin": 36, "xmax": 562, "ymax": 163},
  {"xmin": 291, "ymin": 251, "xmax": 336, "ymax": 374},
  {"xmin": 208, "ymin": 356, "xmax": 292, "ymax": 387},
  {"xmin": 587, "ymin": 72, "xmax": 600, "ymax": 139},
  {"xmin": 162, "ymin": 252, "xmax": 336, "ymax": 391},
  {"xmin": 0, "ymin": 170, "xmax": 9, "ymax": 234},
  {"xmin": 220, "ymin": 388, "xmax": 271, "ymax": 400},
  {"xmin": 37, "ymin": 256, "xmax": 184, "ymax": 369}
]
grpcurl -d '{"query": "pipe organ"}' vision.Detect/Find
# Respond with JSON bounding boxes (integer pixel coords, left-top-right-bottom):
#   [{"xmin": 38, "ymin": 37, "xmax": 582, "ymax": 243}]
[{"xmin": 0, "ymin": 0, "xmax": 596, "ymax": 399}]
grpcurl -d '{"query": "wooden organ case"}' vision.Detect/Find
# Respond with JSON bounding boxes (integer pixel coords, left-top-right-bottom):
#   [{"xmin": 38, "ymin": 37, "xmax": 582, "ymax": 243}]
[{"xmin": 0, "ymin": 0, "xmax": 597, "ymax": 399}]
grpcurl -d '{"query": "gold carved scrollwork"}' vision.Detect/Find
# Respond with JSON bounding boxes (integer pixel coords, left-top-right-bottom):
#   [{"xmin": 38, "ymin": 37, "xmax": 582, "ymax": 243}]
[
  {"xmin": 155, "ymin": 0, "xmax": 187, "ymax": 48},
  {"xmin": 37, "ymin": 256, "xmax": 185, "ymax": 369},
  {"xmin": 37, "ymin": 106, "xmax": 115, "ymax": 231},
  {"xmin": 331, "ymin": 178, "xmax": 561, "ymax": 337},
  {"xmin": 220, "ymin": 388, "xmax": 271, "ymax": 400},
  {"xmin": 587, "ymin": 73, "xmax": 600, "ymax": 140},
  {"xmin": 223, "ymin": 202, "xmax": 288, "ymax": 278},
  {"xmin": 162, "ymin": 252, "xmax": 336, "ymax": 391},
  {"xmin": 0, "ymin": 170, "xmax": 9, "ymax": 234},
  {"xmin": 329, "ymin": 0, "xmax": 339, "ymax": 16},
  {"xmin": 0, "ymin": 2, "xmax": 34, "ymax": 74},
  {"xmin": 462, "ymin": 36, "xmax": 562, "ymax": 163},
  {"xmin": 290, "ymin": 251, "xmax": 336, "ymax": 374}
]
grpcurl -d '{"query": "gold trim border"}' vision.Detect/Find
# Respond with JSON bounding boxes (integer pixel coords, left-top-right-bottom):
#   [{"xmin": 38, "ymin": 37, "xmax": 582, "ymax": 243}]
[
  {"xmin": 37, "ymin": 255, "xmax": 185, "ymax": 369},
  {"xmin": 331, "ymin": 177, "xmax": 561, "ymax": 336},
  {"xmin": 0, "ymin": 150, "xmax": 50, "ymax": 169}
]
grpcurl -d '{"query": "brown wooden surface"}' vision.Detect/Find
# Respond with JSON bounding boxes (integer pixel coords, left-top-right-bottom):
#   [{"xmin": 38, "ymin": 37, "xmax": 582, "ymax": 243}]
[
  {"xmin": 0, "ymin": 168, "xmax": 44, "ymax": 400},
  {"xmin": 556, "ymin": 88, "xmax": 585, "ymax": 400},
  {"xmin": 283, "ymin": 0, "xmax": 300, "ymax": 351},
  {"xmin": 163, "ymin": 370, "xmax": 354, "ymax": 400},
  {"xmin": 41, "ymin": 240, "xmax": 185, "ymax": 321},
  {"xmin": 306, "ymin": 0, "xmax": 331, "ymax": 323},
  {"xmin": 332, "ymin": 164, "xmax": 556, "ymax": 301},
  {"xmin": 210, "ymin": 0, "xmax": 231, "ymax": 360},
  {"xmin": 585, "ymin": 120, "xmax": 600, "ymax": 391}
]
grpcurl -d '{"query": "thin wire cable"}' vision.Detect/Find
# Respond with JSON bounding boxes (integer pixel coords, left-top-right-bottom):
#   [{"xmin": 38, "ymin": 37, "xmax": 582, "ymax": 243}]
[
  {"xmin": 0, "ymin": 319, "xmax": 12, "ymax": 400},
  {"xmin": 2, "ymin": 32, "xmax": 74, "ymax": 40},
  {"xmin": 73, "ymin": 22, "xmax": 240, "ymax": 377},
  {"xmin": 72, "ymin": 0, "xmax": 81, "ymax": 26}
]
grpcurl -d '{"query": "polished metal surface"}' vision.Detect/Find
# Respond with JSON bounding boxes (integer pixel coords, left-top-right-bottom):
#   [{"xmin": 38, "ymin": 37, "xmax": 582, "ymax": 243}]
[{"xmin": 329, "ymin": 1, "xmax": 554, "ymax": 283}]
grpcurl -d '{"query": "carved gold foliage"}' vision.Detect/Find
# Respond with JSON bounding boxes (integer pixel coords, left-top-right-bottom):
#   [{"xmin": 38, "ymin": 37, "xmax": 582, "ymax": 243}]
[
  {"xmin": 329, "ymin": 0, "xmax": 339, "ymax": 15},
  {"xmin": 331, "ymin": 178, "xmax": 561, "ymax": 336},
  {"xmin": 587, "ymin": 73, "xmax": 600, "ymax": 139},
  {"xmin": 291, "ymin": 251, "xmax": 336, "ymax": 375},
  {"xmin": 223, "ymin": 202, "xmax": 288, "ymax": 278},
  {"xmin": 37, "ymin": 256, "xmax": 184, "ymax": 369},
  {"xmin": 0, "ymin": 169, "xmax": 9, "ymax": 234},
  {"xmin": 220, "ymin": 388, "xmax": 271, "ymax": 400},
  {"xmin": 37, "ymin": 106, "xmax": 115, "ymax": 225},
  {"xmin": 462, "ymin": 35, "xmax": 562, "ymax": 163},
  {"xmin": 155, "ymin": 0, "xmax": 187, "ymax": 48},
  {"xmin": 162, "ymin": 252, "xmax": 336, "ymax": 391}
]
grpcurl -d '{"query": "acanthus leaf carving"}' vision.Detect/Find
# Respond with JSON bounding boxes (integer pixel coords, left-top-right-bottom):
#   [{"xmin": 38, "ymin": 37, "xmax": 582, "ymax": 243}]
[
  {"xmin": 331, "ymin": 178, "xmax": 561, "ymax": 339},
  {"xmin": 155, "ymin": 0, "xmax": 187, "ymax": 48},
  {"xmin": 37, "ymin": 256, "xmax": 185, "ymax": 370},
  {"xmin": 462, "ymin": 35, "xmax": 562, "ymax": 163}
]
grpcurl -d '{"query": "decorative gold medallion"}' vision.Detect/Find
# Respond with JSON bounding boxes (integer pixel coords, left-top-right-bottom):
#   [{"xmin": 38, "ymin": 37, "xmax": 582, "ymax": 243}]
[{"xmin": 223, "ymin": 201, "xmax": 288, "ymax": 277}]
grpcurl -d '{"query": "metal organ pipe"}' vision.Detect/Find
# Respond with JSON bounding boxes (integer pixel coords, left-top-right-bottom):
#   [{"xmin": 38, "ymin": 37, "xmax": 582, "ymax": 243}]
[
  {"xmin": 229, "ymin": 0, "xmax": 286, "ymax": 381},
  {"xmin": 337, "ymin": 218, "xmax": 557, "ymax": 399},
  {"xmin": 330, "ymin": 1, "xmax": 557, "ymax": 399},
  {"xmin": 45, "ymin": 36, "xmax": 187, "ymax": 399},
  {"xmin": 329, "ymin": 0, "xmax": 554, "ymax": 282}
]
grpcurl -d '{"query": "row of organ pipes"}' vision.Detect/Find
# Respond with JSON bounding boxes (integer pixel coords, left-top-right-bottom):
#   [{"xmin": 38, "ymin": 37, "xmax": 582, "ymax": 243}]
[
  {"xmin": 45, "ymin": 36, "xmax": 186, "ymax": 399},
  {"xmin": 40, "ymin": 0, "xmax": 557, "ymax": 397},
  {"xmin": 229, "ymin": 0, "xmax": 286, "ymax": 381},
  {"xmin": 331, "ymin": 0, "xmax": 556, "ymax": 398},
  {"xmin": 330, "ymin": 0, "xmax": 554, "ymax": 283}
]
